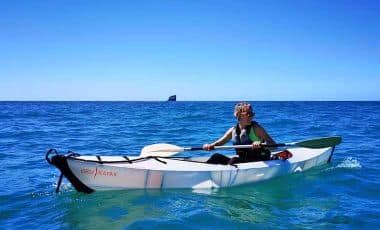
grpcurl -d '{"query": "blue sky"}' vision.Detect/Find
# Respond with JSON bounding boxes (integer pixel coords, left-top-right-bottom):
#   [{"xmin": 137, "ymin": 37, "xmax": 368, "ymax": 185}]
[{"xmin": 1, "ymin": 0, "xmax": 379, "ymax": 101}]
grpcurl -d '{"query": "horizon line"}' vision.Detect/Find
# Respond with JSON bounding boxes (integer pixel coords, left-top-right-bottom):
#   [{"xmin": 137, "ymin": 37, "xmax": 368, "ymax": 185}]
[{"xmin": 0, "ymin": 100, "xmax": 378, "ymax": 102}]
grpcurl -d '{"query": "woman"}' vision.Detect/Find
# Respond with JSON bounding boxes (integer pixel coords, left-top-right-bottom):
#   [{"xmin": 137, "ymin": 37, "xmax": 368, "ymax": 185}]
[{"xmin": 203, "ymin": 102, "xmax": 276, "ymax": 165}]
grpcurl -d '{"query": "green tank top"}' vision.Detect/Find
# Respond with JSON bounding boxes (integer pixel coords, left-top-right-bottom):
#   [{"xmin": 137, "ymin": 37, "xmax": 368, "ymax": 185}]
[{"xmin": 249, "ymin": 126, "xmax": 262, "ymax": 142}]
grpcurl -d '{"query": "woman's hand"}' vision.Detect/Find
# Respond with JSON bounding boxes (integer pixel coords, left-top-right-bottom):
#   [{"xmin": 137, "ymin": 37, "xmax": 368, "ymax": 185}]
[
  {"xmin": 252, "ymin": 141, "xmax": 261, "ymax": 149},
  {"xmin": 203, "ymin": 143, "xmax": 215, "ymax": 151}
]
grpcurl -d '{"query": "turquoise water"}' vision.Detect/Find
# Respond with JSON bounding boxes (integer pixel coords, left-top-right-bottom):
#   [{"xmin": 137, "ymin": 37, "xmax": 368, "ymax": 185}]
[{"xmin": 1, "ymin": 101, "xmax": 379, "ymax": 229}]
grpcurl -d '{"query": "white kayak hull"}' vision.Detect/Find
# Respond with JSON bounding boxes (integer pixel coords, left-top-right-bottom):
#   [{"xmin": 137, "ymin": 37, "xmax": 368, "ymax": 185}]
[{"xmin": 47, "ymin": 147, "xmax": 335, "ymax": 193}]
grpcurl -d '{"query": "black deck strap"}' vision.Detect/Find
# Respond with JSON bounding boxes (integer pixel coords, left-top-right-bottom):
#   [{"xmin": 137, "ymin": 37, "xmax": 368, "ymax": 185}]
[
  {"xmin": 128, "ymin": 157, "xmax": 144, "ymax": 163},
  {"xmin": 160, "ymin": 156, "xmax": 191, "ymax": 160},
  {"xmin": 51, "ymin": 155, "xmax": 94, "ymax": 194},
  {"xmin": 153, "ymin": 157, "xmax": 167, "ymax": 164},
  {"xmin": 67, "ymin": 150, "xmax": 80, "ymax": 157},
  {"xmin": 96, "ymin": 156, "xmax": 103, "ymax": 164},
  {"xmin": 129, "ymin": 156, "xmax": 161, "ymax": 164},
  {"xmin": 123, "ymin": 156, "xmax": 132, "ymax": 163},
  {"xmin": 328, "ymin": 146, "xmax": 336, "ymax": 163}
]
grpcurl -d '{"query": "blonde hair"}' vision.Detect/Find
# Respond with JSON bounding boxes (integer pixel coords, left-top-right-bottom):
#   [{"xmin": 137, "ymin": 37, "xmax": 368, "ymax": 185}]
[{"xmin": 234, "ymin": 102, "xmax": 254, "ymax": 117}]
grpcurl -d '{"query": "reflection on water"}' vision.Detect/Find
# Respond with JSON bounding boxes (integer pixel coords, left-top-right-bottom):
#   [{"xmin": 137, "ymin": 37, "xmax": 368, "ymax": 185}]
[{"xmin": 60, "ymin": 168, "xmax": 341, "ymax": 229}]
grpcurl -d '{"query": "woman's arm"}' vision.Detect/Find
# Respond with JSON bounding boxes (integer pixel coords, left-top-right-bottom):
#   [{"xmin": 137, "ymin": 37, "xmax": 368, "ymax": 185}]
[
  {"xmin": 254, "ymin": 124, "xmax": 276, "ymax": 145},
  {"xmin": 203, "ymin": 127, "xmax": 233, "ymax": 150}
]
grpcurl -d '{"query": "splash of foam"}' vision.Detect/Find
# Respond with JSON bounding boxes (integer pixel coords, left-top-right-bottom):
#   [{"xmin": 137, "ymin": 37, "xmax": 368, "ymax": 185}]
[
  {"xmin": 51, "ymin": 176, "xmax": 73, "ymax": 192},
  {"xmin": 336, "ymin": 157, "xmax": 362, "ymax": 169}
]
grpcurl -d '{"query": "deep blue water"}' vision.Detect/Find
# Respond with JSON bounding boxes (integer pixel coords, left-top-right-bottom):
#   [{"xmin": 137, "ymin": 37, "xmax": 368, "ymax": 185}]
[{"xmin": 0, "ymin": 101, "xmax": 379, "ymax": 229}]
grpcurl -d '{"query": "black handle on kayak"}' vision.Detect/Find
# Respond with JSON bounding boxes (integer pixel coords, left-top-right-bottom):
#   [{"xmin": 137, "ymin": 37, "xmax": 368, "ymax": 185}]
[{"xmin": 45, "ymin": 149, "xmax": 59, "ymax": 164}]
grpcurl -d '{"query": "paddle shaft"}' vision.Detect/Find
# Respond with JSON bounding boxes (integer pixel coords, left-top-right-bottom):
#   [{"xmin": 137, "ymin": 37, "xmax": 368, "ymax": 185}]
[
  {"xmin": 140, "ymin": 136, "xmax": 341, "ymax": 157},
  {"xmin": 186, "ymin": 136, "xmax": 342, "ymax": 151},
  {"xmin": 186, "ymin": 143, "xmax": 286, "ymax": 151}
]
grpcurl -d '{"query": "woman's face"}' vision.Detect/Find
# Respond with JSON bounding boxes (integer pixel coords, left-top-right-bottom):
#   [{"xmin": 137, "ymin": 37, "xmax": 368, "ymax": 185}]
[{"xmin": 238, "ymin": 106, "xmax": 253, "ymax": 125}]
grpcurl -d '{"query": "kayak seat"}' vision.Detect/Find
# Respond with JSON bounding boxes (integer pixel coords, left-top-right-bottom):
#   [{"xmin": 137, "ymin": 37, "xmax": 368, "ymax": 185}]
[{"xmin": 206, "ymin": 153, "xmax": 231, "ymax": 165}]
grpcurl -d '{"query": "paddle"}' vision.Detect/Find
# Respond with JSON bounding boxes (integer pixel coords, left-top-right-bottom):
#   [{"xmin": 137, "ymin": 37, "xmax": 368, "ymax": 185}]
[{"xmin": 140, "ymin": 136, "xmax": 342, "ymax": 157}]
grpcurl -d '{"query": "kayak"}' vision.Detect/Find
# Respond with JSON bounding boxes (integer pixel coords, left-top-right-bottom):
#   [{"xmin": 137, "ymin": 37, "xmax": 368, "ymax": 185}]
[{"xmin": 46, "ymin": 146, "xmax": 336, "ymax": 193}]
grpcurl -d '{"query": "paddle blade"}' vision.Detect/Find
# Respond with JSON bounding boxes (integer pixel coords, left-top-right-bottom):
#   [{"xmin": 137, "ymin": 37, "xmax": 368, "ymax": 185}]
[
  {"xmin": 140, "ymin": 143, "xmax": 185, "ymax": 157},
  {"xmin": 295, "ymin": 136, "xmax": 342, "ymax": 148}
]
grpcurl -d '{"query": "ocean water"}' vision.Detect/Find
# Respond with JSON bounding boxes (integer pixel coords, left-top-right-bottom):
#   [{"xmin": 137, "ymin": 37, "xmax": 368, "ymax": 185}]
[{"xmin": 0, "ymin": 101, "xmax": 379, "ymax": 229}]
